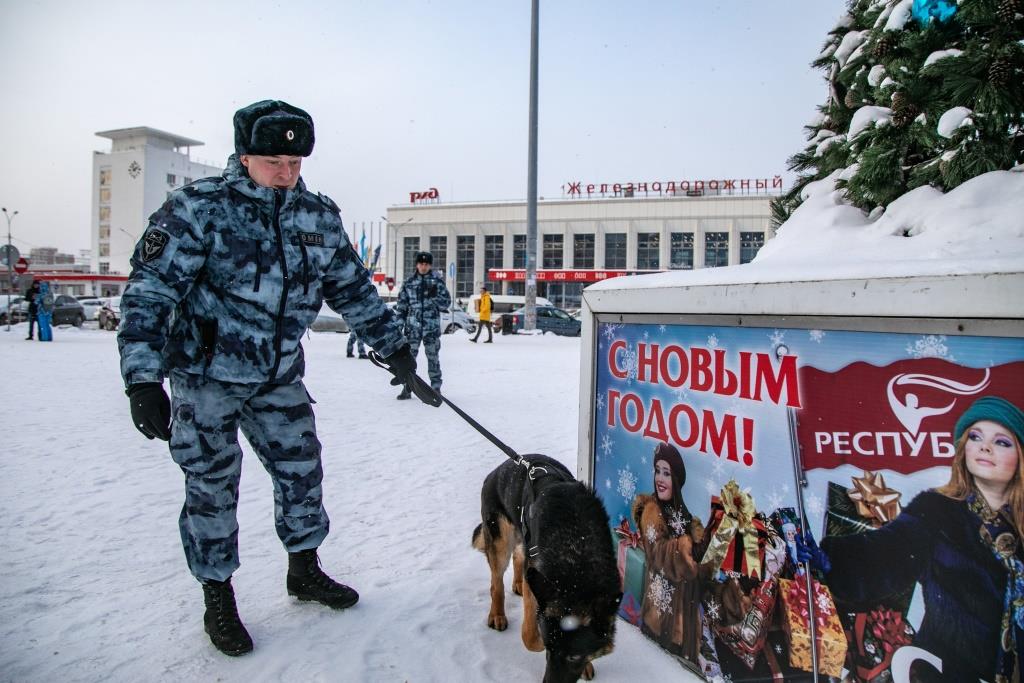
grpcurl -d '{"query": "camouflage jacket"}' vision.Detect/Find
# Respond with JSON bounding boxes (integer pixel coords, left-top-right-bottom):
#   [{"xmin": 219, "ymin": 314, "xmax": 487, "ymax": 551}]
[
  {"xmin": 118, "ymin": 155, "xmax": 405, "ymax": 386},
  {"xmin": 394, "ymin": 270, "xmax": 450, "ymax": 339}
]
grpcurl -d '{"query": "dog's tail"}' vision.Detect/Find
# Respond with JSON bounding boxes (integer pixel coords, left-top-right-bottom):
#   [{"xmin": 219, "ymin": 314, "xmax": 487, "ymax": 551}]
[{"xmin": 471, "ymin": 523, "xmax": 486, "ymax": 552}]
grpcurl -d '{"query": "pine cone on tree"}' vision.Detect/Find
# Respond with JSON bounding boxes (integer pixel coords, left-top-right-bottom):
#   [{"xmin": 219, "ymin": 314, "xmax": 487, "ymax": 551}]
[
  {"xmin": 989, "ymin": 57, "xmax": 1011, "ymax": 87},
  {"xmin": 997, "ymin": 0, "xmax": 1020, "ymax": 24},
  {"xmin": 873, "ymin": 33, "xmax": 898, "ymax": 59},
  {"xmin": 891, "ymin": 91, "xmax": 920, "ymax": 127},
  {"xmin": 845, "ymin": 89, "xmax": 860, "ymax": 109}
]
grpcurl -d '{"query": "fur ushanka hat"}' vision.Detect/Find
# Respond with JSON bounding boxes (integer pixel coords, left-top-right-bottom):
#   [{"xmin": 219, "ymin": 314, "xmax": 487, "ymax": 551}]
[{"xmin": 233, "ymin": 100, "xmax": 315, "ymax": 157}]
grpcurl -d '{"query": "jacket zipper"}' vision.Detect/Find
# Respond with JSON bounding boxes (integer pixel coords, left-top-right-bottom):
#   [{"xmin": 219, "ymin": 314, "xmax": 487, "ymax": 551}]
[
  {"xmin": 297, "ymin": 239, "xmax": 310, "ymax": 295},
  {"xmin": 268, "ymin": 190, "xmax": 289, "ymax": 382},
  {"xmin": 253, "ymin": 246, "xmax": 262, "ymax": 292}
]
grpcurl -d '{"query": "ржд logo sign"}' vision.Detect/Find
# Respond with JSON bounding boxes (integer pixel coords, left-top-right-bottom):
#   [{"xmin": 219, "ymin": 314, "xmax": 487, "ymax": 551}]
[{"xmin": 409, "ymin": 187, "xmax": 439, "ymax": 203}]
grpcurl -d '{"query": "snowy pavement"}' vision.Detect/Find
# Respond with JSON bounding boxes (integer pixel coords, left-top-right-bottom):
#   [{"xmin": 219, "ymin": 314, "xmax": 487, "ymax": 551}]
[{"xmin": 0, "ymin": 323, "xmax": 699, "ymax": 682}]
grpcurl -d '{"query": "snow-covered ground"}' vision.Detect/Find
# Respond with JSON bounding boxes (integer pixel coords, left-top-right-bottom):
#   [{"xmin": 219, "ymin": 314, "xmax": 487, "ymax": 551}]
[{"xmin": 0, "ymin": 324, "xmax": 699, "ymax": 682}]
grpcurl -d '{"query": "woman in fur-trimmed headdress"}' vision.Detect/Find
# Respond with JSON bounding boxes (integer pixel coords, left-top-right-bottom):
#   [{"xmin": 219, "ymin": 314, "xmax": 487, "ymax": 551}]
[{"xmin": 631, "ymin": 441, "xmax": 705, "ymax": 662}]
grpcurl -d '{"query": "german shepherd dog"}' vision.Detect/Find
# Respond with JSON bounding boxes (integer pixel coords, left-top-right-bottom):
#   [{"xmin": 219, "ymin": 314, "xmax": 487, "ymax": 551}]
[{"xmin": 472, "ymin": 454, "xmax": 622, "ymax": 682}]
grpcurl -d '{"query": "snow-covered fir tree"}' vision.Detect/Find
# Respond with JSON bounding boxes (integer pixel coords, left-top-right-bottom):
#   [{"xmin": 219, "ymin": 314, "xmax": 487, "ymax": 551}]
[{"xmin": 773, "ymin": 0, "xmax": 1023, "ymax": 224}]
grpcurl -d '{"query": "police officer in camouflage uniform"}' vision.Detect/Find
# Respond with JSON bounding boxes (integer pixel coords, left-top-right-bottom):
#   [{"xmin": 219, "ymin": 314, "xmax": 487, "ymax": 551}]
[
  {"xmin": 118, "ymin": 100, "xmax": 427, "ymax": 657},
  {"xmin": 394, "ymin": 251, "xmax": 450, "ymax": 398}
]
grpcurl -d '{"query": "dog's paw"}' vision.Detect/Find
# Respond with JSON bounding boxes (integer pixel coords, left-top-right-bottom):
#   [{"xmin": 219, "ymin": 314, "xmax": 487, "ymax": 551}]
[
  {"xmin": 582, "ymin": 662, "xmax": 595, "ymax": 680},
  {"xmin": 487, "ymin": 614, "xmax": 508, "ymax": 631},
  {"xmin": 511, "ymin": 580, "xmax": 523, "ymax": 596}
]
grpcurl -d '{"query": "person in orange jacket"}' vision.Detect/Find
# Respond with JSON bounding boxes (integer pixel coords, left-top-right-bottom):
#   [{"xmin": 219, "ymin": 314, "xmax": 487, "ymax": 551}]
[{"xmin": 470, "ymin": 286, "xmax": 493, "ymax": 343}]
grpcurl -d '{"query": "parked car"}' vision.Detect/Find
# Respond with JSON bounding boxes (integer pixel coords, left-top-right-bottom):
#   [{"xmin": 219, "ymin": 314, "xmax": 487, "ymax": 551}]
[
  {"xmin": 503, "ymin": 305, "xmax": 582, "ymax": 337},
  {"xmin": 77, "ymin": 296, "xmax": 107, "ymax": 321},
  {"xmin": 441, "ymin": 302, "xmax": 477, "ymax": 335},
  {"xmin": 385, "ymin": 301, "xmax": 477, "ymax": 335},
  {"xmin": 310, "ymin": 304, "xmax": 350, "ymax": 333},
  {"xmin": 98, "ymin": 296, "xmax": 121, "ymax": 331},
  {"xmin": 0, "ymin": 296, "xmax": 28, "ymax": 324},
  {"xmin": 52, "ymin": 294, "xmax": 86, "ymax": 327}
]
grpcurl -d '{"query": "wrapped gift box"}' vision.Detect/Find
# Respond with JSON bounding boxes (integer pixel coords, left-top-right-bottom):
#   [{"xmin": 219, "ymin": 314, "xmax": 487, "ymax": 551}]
[
  {"xmin": 711, "ymin": 577, "xmax": 778, "ymax": 670},
  {"xmin": 825, "ymin": 478, "xmax": 913, "ymax": 615},
  {"xmin": 778, "ymin": 577, "xmax": 848, "ymax": 677},
  {"xmin": 845, "ymin": 608, "xmax": 916, "ymax": 682},
  {"xmin": 612, "ymin": 523, "xmax": 646, "ymax": 625}
]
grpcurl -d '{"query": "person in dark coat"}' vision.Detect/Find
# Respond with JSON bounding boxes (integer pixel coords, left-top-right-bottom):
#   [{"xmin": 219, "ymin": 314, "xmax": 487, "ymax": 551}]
[
  {"xmin": 801, "ymin": 396, "xmax": 1024, "ymax": 682},
  {"xmin": 24, "ymin": 280, "xmax": 40, "ymax": 340}
]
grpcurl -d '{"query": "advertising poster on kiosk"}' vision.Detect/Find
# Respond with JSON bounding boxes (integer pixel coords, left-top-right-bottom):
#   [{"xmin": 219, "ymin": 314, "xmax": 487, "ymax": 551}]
[{"xmin": 591, "ymin": 320, "xmax": 1024, "ymax": 682}]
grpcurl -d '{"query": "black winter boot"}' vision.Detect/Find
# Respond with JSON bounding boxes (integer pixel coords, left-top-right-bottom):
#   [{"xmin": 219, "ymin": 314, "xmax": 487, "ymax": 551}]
[
  {"xmin": 287, "ymin": 548, "xmax": 359, "ymax": 609},
  {"xmin": 396, "ymin": 387, "xmax": 412, "ymax": 400},
  {"xmin": 201, "ymin": 578, "xmax": 253, "ymax": 656}
]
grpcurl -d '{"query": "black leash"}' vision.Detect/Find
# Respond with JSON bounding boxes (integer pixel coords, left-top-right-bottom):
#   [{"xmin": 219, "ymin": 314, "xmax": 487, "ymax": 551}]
[{"xmin": 368, "ymin": 350, "xmax": 546, "ymax": 478}]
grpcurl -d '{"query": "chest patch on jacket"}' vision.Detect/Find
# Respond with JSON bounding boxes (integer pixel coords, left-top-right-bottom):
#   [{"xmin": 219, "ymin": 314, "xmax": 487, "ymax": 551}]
[
  {"xmin": 298, "ymin": 231, "xmax": 324, "ymax": 246},
  {"xmin": 141, "ymin": 229, "xmax": 169, "ymax": 262}
]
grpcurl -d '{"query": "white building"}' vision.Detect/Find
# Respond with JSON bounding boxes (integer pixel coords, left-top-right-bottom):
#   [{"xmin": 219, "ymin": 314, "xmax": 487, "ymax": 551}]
[
  {"xmin": 383, "ymin": 190, "xmax": 776, "ymax": 309},
  {"xmin": 92, "ymin": 128, "xmax": 222, "ymax": 275}
]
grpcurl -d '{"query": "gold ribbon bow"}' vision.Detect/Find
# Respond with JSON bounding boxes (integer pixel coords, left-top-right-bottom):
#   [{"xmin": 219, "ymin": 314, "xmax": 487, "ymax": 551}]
[
  {"xmin": 847, "ymin": 470, "xmax": 902, "ymax": 526},
  {"xmin": 701, "ymin": 480, "xmax": 763, "ymax": 579}
]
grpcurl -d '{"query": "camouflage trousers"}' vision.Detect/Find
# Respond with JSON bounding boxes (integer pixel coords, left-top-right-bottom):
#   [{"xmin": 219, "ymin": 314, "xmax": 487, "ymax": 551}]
[
  {"xmin": 346, "ymin": 332, "xmax": 365, "ymax": 356},
  {"xmin": 168, "ymin": 370, "xmax": 329, "ymax": 582},
  {"xmin": 407, "ymin": 332, "xmax": 442, "ymax": 390}
]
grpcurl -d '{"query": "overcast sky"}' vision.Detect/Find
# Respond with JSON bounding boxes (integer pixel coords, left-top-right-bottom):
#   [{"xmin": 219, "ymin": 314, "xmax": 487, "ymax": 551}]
[{"xmin": 1, "ymin": 0, "xmax": 844, "ymax": 254}]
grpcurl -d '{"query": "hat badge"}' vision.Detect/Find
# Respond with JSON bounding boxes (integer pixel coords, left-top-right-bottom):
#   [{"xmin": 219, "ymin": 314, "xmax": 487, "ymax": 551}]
[{"xmin": 286, "ymin": 129, "xmax": 295, "ymax": 141}]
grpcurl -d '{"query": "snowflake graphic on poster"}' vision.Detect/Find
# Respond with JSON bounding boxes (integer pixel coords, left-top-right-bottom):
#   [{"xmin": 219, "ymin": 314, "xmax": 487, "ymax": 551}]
[
  {"xmin": 602, "ymin": 323, "xmax": 623, "ymax": 342},
  {"xmin": 622, "ymin": 346, "xmax": 639, "ymax": 383},
  {"xmin": 645, "ymin": 524, "xmax": 658, "ymax": 544},
  {"xmin": 781, "ymin": 482, "xmax": 791, "ymax": 494},
  {"xmin": 605, "ymin": 478, "xmax": 612, "ymax": 490},
  {"xmin": 668, "ymin": 508, "xmax": 690, "ymax": 536},
  {"xmin": 673, "ymin": 387, "xmax": 688, "ymax": 403},
  {"xmin": 659, "ymin": 324, "xmax": 667, "ymax": 333},
  {"xmin": 774, "ymin": 643, "xmax": 783, "ymax": 654},
  {"xmin": 600, "ymin": 433, "xmax": 614, "ymax": 456},
  {"xmin": 647, "ymin": 571, "xmax": 675, "ymax": 614},
  {"xmin": 809, "ymin": 329, "xmax": 826, "ymax": 343},
  {"xmin": 816, "ymin": 591, "xmax": 833, "ymax": 615},
  {"xmin": 705, "ymin": 479, "xmax": 719, "ymax": 496},
  {"xmin": 705, "ymin": 596, "xmax": 721, "ymax": 622},
  {"xmin": 596, "ymin": 393, "xmax": 605, "ymax": 411},
  {"xmin": 707, "ymin": 334, "xmax": 719, "ymax": 349},
  {"xmin": 806, "ymin": 492, "xmax": 823, "ymax": 517},
  {"xmin": 617, "ymin": 467, "xmax": 638, "ymax": 503},
  {"xmin": 643, "ymin": 330, "xmax": 649, "ymax": 340},
  {"xmin": 769, "ymin": 329, "xmax": 786, "ymax": 346},
  {"xmin": 711, "ymin": 458, "xmax": 726, "ymax": 479},
  {"xmin": 906, "ymin": 334, "xmax": 955, "ymax": 360},
  {"xmin": 765, "ymin": 489, "xmax": 784, "ymax": 513}
]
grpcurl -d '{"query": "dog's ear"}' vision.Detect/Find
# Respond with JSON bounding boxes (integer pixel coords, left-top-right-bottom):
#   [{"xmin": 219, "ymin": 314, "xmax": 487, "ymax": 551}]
[{"xmin": 526, "ymin": 567, "xmax": 557, "ymax": 606}]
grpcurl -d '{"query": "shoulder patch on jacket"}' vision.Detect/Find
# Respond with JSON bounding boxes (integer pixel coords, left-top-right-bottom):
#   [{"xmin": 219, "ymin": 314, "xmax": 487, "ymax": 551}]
[
  {"xmin": 141, "ymin": 228, "xmax": 170, "ymax": 262},
  {"xmin": 317, "ymin": 192, "xmax": 341, "ymax": 214}
]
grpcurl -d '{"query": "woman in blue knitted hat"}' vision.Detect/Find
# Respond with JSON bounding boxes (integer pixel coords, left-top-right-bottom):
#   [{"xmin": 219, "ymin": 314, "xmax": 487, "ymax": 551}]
[{"xmin": 799, "ymin": 395, "xmax": 1024, "ymax": 682}]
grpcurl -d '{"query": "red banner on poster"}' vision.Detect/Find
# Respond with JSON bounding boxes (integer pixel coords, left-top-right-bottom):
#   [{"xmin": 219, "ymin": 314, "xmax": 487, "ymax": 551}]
[{"xmin": 796, "ymin": 358, "xmax": 1024, "ymax": 474}]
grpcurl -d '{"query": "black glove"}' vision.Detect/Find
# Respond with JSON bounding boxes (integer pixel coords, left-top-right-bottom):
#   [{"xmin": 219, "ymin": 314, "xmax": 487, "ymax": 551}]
[
  {"xmin": 377, "ymin": 347, "xmax": 442, "ymax": 407},
  {"xmin": 126, "ymin": 382, "xmax": 172, "ymax": 441},
  {"xmin": 383, "ymin": 346, "xmax": 417, "ymax": 386}
]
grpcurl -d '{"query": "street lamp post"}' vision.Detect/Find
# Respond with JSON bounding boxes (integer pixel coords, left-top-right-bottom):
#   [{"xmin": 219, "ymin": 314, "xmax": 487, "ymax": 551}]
[
  {"xmin": 3, "ymin": 207, "xmax": 19, "ymax": 332},
  {"xmin": 380, "ymin": 215, "xmax": 413, "ymax": 283}
]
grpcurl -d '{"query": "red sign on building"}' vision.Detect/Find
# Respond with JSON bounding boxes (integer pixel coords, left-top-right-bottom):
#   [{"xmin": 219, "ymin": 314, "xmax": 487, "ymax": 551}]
[{"xmin": 488, "ymin": 268, "xmax": 646, "ymax": 283}]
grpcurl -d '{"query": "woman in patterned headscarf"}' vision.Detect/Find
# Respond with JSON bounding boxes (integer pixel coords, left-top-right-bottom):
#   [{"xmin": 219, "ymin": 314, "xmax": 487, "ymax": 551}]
[
  {"xmin": 802, "ymin": 396, "xmax": 1024, "ymax": 682},
  {"xmin": 631, "ymin": 441, "xmax": 705, "ymax": 661}
]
